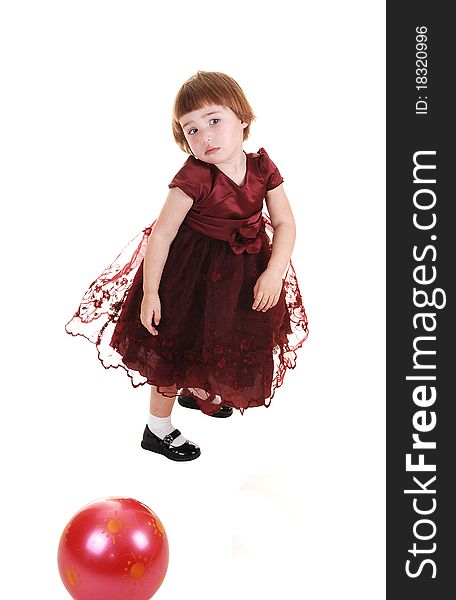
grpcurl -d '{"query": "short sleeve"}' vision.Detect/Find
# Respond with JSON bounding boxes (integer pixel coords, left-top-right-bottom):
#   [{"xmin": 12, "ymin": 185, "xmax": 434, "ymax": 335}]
[
  {"xmin": 257, "ymin": 147, "xmax": 284, "ymax": 191},
  {"xmin": 168, "ymin": 156, "xmax": 212, "ymax": 203}
]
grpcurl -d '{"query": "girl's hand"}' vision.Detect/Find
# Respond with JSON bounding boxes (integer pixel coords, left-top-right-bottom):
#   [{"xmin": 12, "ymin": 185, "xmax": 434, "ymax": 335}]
[
  {"xmin": 140, "ymin": 292, "xmax": 161, "ymax": 335},
  {"xmin": 252, "ymin": 268, "xmax": 283, "ymax": 312}
]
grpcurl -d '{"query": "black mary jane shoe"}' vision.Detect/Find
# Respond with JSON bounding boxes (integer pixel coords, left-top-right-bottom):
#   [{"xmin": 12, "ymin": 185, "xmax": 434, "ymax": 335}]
[
  {"xmin": 177, "ymin": 394, "xmax": 233, "ymax": 418},
  {"xmin": 141, "ymin": 426, "xmax": 201, "ymax": 461}
]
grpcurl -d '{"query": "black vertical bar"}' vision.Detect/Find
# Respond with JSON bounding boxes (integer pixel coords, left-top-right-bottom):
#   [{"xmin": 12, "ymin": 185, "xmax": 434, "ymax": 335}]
[{"xmin": 387, "ymin": 2, "xmax": 455, "ymax": 597}]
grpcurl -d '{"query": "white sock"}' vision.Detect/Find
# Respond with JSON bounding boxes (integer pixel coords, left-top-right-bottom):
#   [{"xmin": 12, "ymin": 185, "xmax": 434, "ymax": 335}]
[
  {"xmin": 147, "ymin": 414, "xmax": 188, "ymax": 447},
  {"xmin": 188, "ymin": 387, "xmax": 222, "ymax": 405}
]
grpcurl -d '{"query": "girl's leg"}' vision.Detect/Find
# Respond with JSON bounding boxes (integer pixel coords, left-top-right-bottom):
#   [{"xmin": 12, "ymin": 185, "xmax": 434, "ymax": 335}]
[
  {"xmin": 149, "ymin": 384, "xmax": 177, "ymax": 417},
  {"xmin": 143, "ymin": 386, "xmax": 200, "ymax": 460}
]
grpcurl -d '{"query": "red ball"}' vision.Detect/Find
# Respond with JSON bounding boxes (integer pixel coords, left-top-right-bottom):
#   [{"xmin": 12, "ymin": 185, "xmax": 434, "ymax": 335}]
[{"xmin": 57, "ymin": 497, "xmax": 169, "ymax": 600}]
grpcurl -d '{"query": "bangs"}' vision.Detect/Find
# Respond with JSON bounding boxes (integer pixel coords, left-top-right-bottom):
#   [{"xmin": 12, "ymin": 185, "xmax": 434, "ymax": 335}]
[
  {"xmin": 174, "ymin": 86, "xmax": 228, "ymax": 121},
  {"xmin": 174, "ymin": 89, "xmax": 224, "ymax": 120}
]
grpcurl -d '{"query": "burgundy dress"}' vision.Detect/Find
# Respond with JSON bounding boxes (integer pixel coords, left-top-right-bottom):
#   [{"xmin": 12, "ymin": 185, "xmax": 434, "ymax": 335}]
[{"xmin": 65, "ymin": 148, "xmax": 308, "ymax": 414}]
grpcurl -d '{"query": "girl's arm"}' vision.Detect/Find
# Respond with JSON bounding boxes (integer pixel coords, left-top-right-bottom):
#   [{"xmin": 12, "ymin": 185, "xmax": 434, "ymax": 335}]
[
  {"xmin": 143, "ymin": 187, "xmax": 193, "ymax": 293},
  {"xmin": 252, "ymin": 184, "xmax": 296, "ymax": 312},
  {"xmin": 264, "ymin": 184, "xmax": 296, "ymax": 277},
  {"xmin": 140, "ymin": 187, "xmax": 193, "ymax": 334},
  {"xmin": 266, "ymin": 184, "xmax": 296, "ymax": 277}
]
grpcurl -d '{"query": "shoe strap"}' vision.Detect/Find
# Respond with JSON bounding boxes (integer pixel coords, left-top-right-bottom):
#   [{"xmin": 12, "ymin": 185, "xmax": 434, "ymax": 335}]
[{"xmin": 163, "ymin": 429, "xmax": 181, "ymax": 445}]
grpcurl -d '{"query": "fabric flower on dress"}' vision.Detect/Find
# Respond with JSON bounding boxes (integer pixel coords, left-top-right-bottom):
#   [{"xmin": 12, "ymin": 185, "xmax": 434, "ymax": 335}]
[{"xmin": 229, "ymin": 223, "xmax": 262, "ymax": 255}]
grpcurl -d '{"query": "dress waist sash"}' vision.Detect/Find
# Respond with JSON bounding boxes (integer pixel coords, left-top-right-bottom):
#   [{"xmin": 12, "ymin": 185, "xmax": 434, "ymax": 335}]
[{"xmin": 184, "ymin": 209, "xmax": 264, "ymax": 255}]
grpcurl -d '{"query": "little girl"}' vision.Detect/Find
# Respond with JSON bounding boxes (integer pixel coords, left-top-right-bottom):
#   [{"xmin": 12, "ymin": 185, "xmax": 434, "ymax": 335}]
[{"xmin": 66, "ymin": 71, "xmax": 308, "ymax": 462}]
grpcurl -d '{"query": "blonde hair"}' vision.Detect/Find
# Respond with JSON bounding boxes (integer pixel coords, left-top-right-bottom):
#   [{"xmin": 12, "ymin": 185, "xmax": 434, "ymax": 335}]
[{"xmin": 172, "ymin": 71, "xmax": 255, "ymax": 154}]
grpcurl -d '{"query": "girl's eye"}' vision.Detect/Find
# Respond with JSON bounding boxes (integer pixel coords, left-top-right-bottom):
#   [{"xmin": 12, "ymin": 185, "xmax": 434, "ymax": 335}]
[{"xmin": 187, "ymin": 118, "xmax": 219, "ymax": 135}]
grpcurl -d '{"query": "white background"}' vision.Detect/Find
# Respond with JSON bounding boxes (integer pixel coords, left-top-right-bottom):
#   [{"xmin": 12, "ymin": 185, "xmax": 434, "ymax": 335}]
[{"xmin": 1, "ymin": 1, "xmax": 385, "ymax": 598}]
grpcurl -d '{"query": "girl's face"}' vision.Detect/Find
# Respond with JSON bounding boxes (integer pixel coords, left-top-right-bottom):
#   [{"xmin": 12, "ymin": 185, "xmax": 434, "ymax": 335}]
[{"xmin": 179, "ymin": 105, "xmax": 248, "ymax": 163}]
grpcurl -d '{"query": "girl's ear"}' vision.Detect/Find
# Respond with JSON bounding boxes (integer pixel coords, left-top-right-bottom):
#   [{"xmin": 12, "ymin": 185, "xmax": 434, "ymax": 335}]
[{"xmin": 241, "ymin": 121, "xmax": 248, "ymax": 129}]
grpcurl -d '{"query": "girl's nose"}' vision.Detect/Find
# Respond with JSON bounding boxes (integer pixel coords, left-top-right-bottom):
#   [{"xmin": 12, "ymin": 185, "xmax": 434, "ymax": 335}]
[{"xmin": 201, "ymin": 128, "xmax": 211, "ymax": 142}]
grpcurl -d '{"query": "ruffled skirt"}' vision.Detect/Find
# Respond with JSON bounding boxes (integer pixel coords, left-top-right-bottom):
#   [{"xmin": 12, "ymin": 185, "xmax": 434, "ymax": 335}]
[{"xmin": 65, "ymin": 214, "xmax": 308, "ymax": 414}]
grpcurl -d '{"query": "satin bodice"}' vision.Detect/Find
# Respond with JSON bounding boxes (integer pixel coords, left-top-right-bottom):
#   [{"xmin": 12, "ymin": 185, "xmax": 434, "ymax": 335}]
[{"xmin": 168, "ymin": 147, "xmax": 283, "ymax": 254}]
